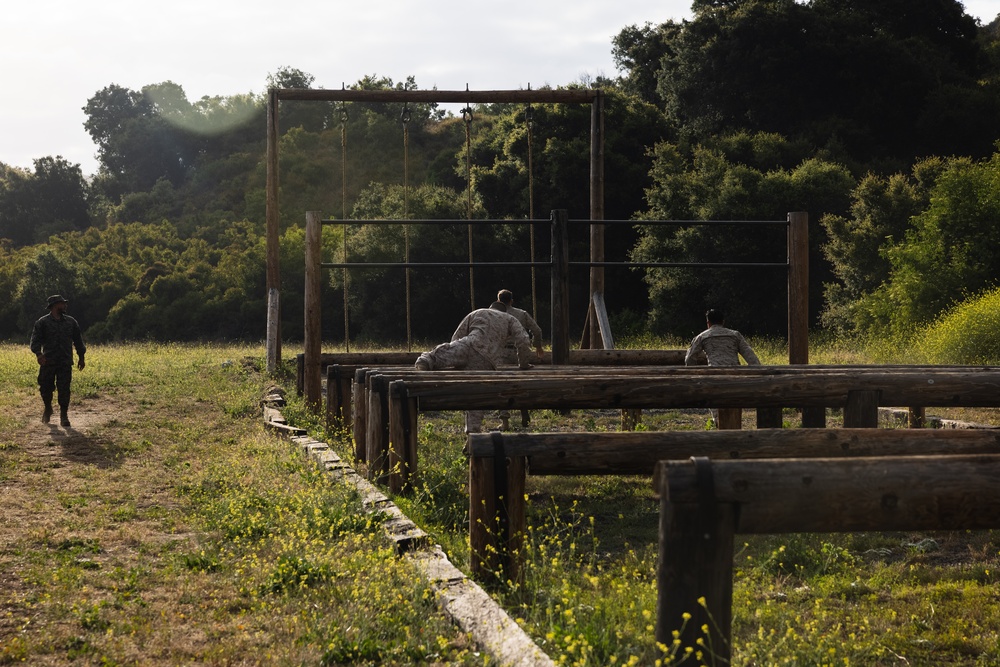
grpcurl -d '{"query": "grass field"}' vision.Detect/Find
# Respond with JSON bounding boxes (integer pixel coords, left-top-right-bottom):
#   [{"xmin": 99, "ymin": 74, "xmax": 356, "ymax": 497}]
[
  {"xmin": 286, "ymin": 336, "xmax": 1000, "ymax": 666},
  {"xmin": 4, "ymin": 340, "xmax": 1000, "ymax": 665},
  {"xmin": 0, "ymin": 343, "xmax": 486, "ymax": 666}
]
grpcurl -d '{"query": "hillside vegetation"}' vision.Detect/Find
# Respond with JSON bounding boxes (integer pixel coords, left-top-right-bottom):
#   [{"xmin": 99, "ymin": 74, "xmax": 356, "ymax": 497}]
[{"xmin": 2, "ymin": 2, "xmax": 999, "ymax": 347}]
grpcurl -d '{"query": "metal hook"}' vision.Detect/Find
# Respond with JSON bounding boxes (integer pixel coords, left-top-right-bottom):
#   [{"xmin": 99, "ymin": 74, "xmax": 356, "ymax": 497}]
[
  {"xmin": 461, "ymin": 106, "xmax": 473, "ymax": 123},
  {"xmin": 400, "ymin": 104, "xmax": 411, "ymax": 124}
]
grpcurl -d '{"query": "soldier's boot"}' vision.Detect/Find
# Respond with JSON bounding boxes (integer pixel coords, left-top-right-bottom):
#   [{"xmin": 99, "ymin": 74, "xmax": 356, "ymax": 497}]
[
  {"xmin": 59, "ymin": 401, "xmax": 71, "ymax": 427},
  {"xmin": 42, "ymin": 398, "xmax": 53, "ymax": 424}
]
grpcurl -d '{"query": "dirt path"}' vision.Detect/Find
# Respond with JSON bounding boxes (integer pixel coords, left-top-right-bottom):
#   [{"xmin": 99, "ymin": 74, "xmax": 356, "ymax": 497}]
[{"xmin": 14, "ymin": 396, "xmax": 127, "ymax": 465}]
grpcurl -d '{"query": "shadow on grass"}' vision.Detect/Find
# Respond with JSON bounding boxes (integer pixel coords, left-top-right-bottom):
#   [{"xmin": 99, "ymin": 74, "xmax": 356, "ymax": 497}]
[{"xmin": 43, "ymin": 426, "xmax": 126, "ymax": 469}]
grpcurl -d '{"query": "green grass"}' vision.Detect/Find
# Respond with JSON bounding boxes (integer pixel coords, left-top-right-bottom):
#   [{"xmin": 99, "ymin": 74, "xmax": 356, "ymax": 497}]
[
  {"xmin": 295, "ymin": 334, "xmax": 1000, "ymax": 666},
  {"xmin": 0, "ymin": 342, "xmax": 484, "ymax": 666},
  {"xmin": 8, "ymin": 337, "xmax": 1000, "ymax": 665}
]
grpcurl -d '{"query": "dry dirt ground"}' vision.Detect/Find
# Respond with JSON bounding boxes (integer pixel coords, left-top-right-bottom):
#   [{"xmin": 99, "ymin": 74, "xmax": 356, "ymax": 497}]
[
  {"xmin": 14, "ymin": 397, "xmax": 125, "ymax": 463},
  {"xmin": 0, "ymin": 391, "xmax": 227, "ymax": 664}
]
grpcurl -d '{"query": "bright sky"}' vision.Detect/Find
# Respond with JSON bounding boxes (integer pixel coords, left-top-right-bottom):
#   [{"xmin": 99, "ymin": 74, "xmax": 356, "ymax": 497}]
[{"xmin": 4, "ymin": 0, "xmax": 996, "ymax": 177}]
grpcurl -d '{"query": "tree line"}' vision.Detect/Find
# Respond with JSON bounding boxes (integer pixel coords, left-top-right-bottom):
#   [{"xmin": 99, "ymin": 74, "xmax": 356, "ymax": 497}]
[{"xmin": 2, "ymin": 0, "xmax": 999, "ymax": 347}]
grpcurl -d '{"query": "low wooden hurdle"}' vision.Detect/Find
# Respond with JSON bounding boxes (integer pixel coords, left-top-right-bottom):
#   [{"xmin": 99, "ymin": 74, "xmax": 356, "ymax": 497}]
[
  {"xmin": 359, "ymin": 366, "xmax": 1000, "ymax": 492},
  {"xmin": 319, "ymin": 348, "xmax": 694, "ymax": 431},
  {"xmin": 466, "ymin": 429, "xmax": 1000, "ymax": 585},
  {"xmin": 655, "ymin": 453, "xmax": 1000, "ymax": 664}
]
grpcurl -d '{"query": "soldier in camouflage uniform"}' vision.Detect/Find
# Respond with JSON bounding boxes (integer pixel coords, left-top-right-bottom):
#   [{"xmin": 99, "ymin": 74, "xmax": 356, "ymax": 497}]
[
  {"xmin": 415, "ymin": 301, "xmax": 534, "ymax": 433},
  {"xmin": 30, "ymin": 295, "xmax": 86, "ymax": 427},
  {"xmin": 684, "ymin": 308, "xmax": 759, "ymax": 427}
]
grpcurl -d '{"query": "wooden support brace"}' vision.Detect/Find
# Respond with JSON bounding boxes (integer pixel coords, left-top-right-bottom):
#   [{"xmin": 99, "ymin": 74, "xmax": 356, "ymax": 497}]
[
  {"xmin": 468, "ymin": 433, "xmax": 527, "ymax": 586},
  {"xmin": 717, "ymin": 408, "xmax": 742, "ymax": 430},
  {"xmin": 844, "ymin": 389, "xmax": 880, "ymax": 428},
  {"xmin": 657, "ymin": 457, "xmax": 735, "ymax": 664},
  {"xmin": 353, "ymin": 368, "xmax": 368, "ymax": 462},
  {"xmin": 365, "ymin": 375, "xmax": 390, "ymax": 484},
  {"xmin": 656, "ymin": 453, "xmax": 1000, "ymax": 664},
  {"xmin": 388, "ymin": 381, "xmax": 418, "ymax": 494},
  {"xmin": 755, "ymin": 407, "xmax": 783, "ymax": 428}
]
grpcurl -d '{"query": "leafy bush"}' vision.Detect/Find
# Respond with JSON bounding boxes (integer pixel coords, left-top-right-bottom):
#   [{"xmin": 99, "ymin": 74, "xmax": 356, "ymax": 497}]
[{"xmin": 916, "ymin": 287, "xmax": 1000, "ymax": 364}]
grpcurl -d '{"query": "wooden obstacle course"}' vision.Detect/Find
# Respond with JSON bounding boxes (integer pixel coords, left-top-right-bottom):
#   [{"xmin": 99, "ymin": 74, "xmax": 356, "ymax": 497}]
[
  {"xmin": 316, "ymin": 348, "xmax": 694, "ymax": 429},
  {"xmin": 467, "ymin": 429, "xmax": 1000, "ymax": 585},
  {"xmin": 361, "ymin": 366, "xmax": 1000, "ymax": 491},
  {"xmin": 655, "ymin": 453, "xmax": 1000, "ymax": 664}
]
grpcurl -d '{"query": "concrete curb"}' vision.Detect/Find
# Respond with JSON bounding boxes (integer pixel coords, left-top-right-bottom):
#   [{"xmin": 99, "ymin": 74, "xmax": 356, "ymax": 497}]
[{"xmin": 262, "ymin": 401, "xmax": 555, "ymax": 667}]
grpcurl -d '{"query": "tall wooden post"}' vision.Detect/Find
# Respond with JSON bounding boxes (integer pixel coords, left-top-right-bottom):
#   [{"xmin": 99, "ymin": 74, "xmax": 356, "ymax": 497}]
[
  {"xmin": 788, "ymin": 212, "xmax": 823, "ymax": 427},
  {"xmin": 388, "ymin": 380, "xmax": 418, "ymax": 494},
  {"xmin": 551, "ymin": 210, "xmax": 570, "ymax": 365},
  {"xmin": 304, "ymin": 211, "xmax": 323, "ymax": 412},
  {"xmin": 588, "ymin": 90, "xmax": 605, "ymax": 350},
  {"xmin": 266, "ymin": 89, "xmax": 282, "ymax": 368}
]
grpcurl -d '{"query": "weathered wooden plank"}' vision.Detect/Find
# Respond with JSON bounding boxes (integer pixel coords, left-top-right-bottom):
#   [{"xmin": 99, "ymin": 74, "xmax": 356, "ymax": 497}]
[
  {"xmin": 403, "ymin": 371, "xmax": 1000, "ymax": 410},
  {"xmin": 658, "ymin": 454, "xmax": 1000, "ymax": 533},
  {"xmin": 656, "ymin": 452, "xmax": 1000, "ymax": 662},
  {"xmin": 468, "ymin": 429, "xmax": 1000, "ymax": 475}
]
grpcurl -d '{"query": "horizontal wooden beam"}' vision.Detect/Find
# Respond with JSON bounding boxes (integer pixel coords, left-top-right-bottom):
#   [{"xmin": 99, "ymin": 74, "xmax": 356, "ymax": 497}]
[
  {"xmin": 468, "ymin": 429, "xmax": 1000, "ymax": 475},
  {"xmin": 658, "ymin": 454, "xmax": 1000, "ymax": 533},
  {"xmin": 393, "ymin": 370, "xmax": 1000, "ymax": 410},
  {"xmin": 273, "ymin": 88, "xmax": 599, "ymax": 104}
]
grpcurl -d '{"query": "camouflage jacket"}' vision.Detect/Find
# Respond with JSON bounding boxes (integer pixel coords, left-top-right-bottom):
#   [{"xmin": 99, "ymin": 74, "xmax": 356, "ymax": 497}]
[
  {"xmin": 684, "ymin": 325, "xmax": 760, "ymax": 367},
  {"xmin": 30, "ymin": 313, "xmax": 86, "ymax": 366},
  {"xmin": 451, "ymin": 308, "xmax": 532, "ymax": 368}
]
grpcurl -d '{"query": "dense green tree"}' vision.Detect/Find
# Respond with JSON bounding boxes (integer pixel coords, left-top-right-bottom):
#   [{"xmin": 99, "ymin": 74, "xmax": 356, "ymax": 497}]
[
  {"xmin": 0, "ymin": 157, "xmax": 90, "ymax": 247},
  {"xmin": 819, "ymin": 159, "xmax": 946, "ymax": 331},
  {"xmin": 858, "ymin": 151, "xmax": 1000, "ymax": 336},
  {"xmin": 642, "ymin": 0, "xmax": 997, "ymax": 169},
  {"xmin": 0, "ymin": 240, "xmax": 30, "ymax": 338},
  {"xmin": 632, "ymin": 133, "xmax": 855, "ymax": 336},
  {"xmin": 612, "ymin": 21, "xmax": 683, "ymax": 105},
  {"xmin": 84, "ymin": 83, "xmax": 193, "ymax": 196},
  {"xmin": 14, "ymin": 246, "xmax": 83, "ymax": 333}
]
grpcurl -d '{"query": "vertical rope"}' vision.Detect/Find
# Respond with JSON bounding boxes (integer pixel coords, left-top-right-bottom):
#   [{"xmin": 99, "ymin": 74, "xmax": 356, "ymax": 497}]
[
  {"xmin": 463, "ymin": 104, "xmax": 475, "ymax": 310},
  {"xmin": 401, "ymin": 104, "xmax": 413, "ymax": 351},
  {"xmin": 340, "ymin": 103, "xmax": 350, "ymax": 352},
  {"xmin": 526, "ymin": 100, "xmax": 538, "ymax": 319}
]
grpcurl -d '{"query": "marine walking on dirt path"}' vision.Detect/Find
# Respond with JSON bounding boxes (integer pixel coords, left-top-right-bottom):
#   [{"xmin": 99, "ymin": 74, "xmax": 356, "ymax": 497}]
[{"xmin": 30, "ymin": 295, "xmax": 86, "ymax": 428}]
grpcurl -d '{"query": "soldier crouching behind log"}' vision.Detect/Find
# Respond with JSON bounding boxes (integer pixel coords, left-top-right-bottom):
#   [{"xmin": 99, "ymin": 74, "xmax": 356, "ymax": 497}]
[
  {"xmin": 685, "ymin": 308, "xmax": 760, "ymax": 428},
  {"xmin": 415, "ymin": 300, "xmax": 534, "ymax": 433}
]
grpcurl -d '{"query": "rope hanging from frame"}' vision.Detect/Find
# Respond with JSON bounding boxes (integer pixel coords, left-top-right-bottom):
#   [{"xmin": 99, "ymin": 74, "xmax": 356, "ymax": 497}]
[
  {"xmin": 525, "ymin": 97, "xmax": 538, "ymax": 320},
  {"xmin": 462, "ymin": 102, "xmax": 475, "ymax": 311},
  {"xmin": 401, "ymin": 103, "xmax": 413, "ymax": 350},
  {"xmin": 339, "ymin": 101, "xmax": 351, "ymax": 352}
]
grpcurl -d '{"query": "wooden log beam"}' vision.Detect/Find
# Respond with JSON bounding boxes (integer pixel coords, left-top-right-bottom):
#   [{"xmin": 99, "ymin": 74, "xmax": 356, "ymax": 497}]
[
  {"xmin": 468, "ymin": 429, "xmax": 1000, "ymax": 475},
  {"xmin": 656, "ymin": 453, "xmax": 1000, "ymax": 662},
  {"xmin": 658, "ymin": 454, "xmax": 1000, "ymax": 533},
  {"xmin": 399, "ymin": 371, "xmax": 1000, "ymax": 410},
  {"xmin": 275, "ymin": 88, "xmax": 599, "ymax": 104}
]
